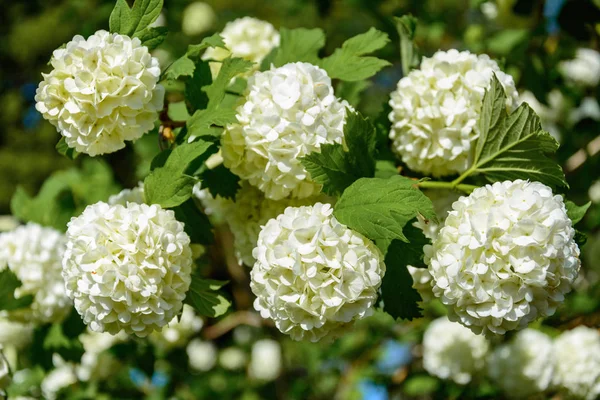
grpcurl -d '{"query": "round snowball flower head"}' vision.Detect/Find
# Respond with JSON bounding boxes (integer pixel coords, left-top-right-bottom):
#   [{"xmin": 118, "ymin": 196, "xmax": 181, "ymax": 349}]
[
  {"xmin": 388, "ymin": 50, "xmax": 518, "ymax": 177},
  {"xmin": 182, "ymin": 2, "xmax": 216, "ymax": 36},
  {"xmin": 0, "ymin": 223, "xmax": 71, "ymax": 324},
  {"xmin": 487, "ymin": 329, "xmax": 554, "ymax": 398},
  {"xmin": 222, "ymin": 62, "xmax": 350, "ymax": 200},
  {"xmin": 108, "ymin": 182, "xmax": 145, "ymax": 206},
  {"xmin": 250, "ymin": 203, "xmax": 385, "ymax": 342},
  {"xmin": 249, "ymin": 339, "xmax": 282, "ymax": 381},
  {"xmin": 553, "ymin": 326, "xmax": 600, "ymax": 400},
  {"xmin": 422, "ymin": 317, "xmax": 489, "ymax": 385},
  {"xmin": 202, "ymin": 17, "xmax": 279, "ymax": 69},
  {"xmin": 62, "ymin": 202, "xmax": 193, "ymax": 337},
  {"xmin": 559, "ymin": 48, "xmax": 600, "ymax": 88},
  {"xmin": 35, "ymin": 30, "xmax": 165, "ymax": 156},
  {"xmin": 426, "ymin": 180, "xmax": 581, "ymax": 335},
  {"xmin": 187, "ymin": 339, "xmax": 217, "ymax": 372}
]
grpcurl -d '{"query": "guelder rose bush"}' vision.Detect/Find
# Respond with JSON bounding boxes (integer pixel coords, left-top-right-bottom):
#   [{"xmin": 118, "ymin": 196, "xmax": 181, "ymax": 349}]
[
  {"xmin": 422, "ymin": 317, "xmax": 489, "ymax": 385},
  {"xmin": 487, "ymin": 329, "xmax": 554, "ymax": 398},
  {"xmin": 35, "ymin": 30, "xmax": 164, "ymax": 156},
  {"xmin": 426, "ymin": 180, "xmax": 581, "ymax": 335},
  {"xmin": 222, "ymin": 62, "xmax": 350, "ymax": 200},
  {"xmin": 388, "ymin": 50, "xmax": 518, "ymax": 177},
  {"xmin": 250, "ymin": 203, "xmax": 385, "ymax": 342},
  {"xmin": 62, "ymin": 202, "xmax": 193, "ymax": 336},
  {"xmin": 0, "ymin": 223, "xmax": 71, "ymax": 324}
]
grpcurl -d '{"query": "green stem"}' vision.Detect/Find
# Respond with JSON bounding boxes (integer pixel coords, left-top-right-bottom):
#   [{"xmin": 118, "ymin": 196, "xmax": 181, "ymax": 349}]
[
  {"xmin": 450, "ymin": 167, "xmax": 475, "ymax": 187},
  {"xmin": 417, "ymin": 180, "xmax": 477, "ymax": 193}
]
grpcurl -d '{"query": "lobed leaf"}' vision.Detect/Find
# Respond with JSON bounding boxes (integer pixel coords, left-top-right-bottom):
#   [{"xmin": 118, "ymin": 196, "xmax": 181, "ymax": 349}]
[
  {"xmin": 184, "ymin": 276, "xmax": 231, "ymax": 318},
  {"xmin": 262, "ymin": 27, "xmax": 325, "ymax": 69},
  {"xmin": 333, "ymin": 176, "xmax": 436, "ymax": 253},
  {"xmin": 0, "ymin": 269, "xmax": 34, "ymax": 312}
]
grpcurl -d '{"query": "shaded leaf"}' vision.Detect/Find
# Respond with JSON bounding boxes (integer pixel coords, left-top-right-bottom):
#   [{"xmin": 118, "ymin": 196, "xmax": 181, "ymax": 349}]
[
  {"xmin": 136, "ymin": 26, "xmax": 168, "ymax": 50},
  {"xmin": 173, "ymin": 198, "xmax": 214, "ymax": 244},
  {"xmin": 0, "ymin": 269, "xmax": 34, "ymax": 312},
  {"xmin": 185, "ymin": 276, "xmax": 231, "ymax": 318},
  {"xmin": 56, "ymin": 137, "xmax": 79, "ymax": 160},
  {"xmin": 200, "ymin": 165, "xmax": 241, "ymax": 199},
  {"xmin": 565, "ymin": 200, "xmax": 591, "ymax": 225}
]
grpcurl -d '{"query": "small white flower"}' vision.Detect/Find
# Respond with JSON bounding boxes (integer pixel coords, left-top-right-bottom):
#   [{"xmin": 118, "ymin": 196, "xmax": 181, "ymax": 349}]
[
  {"xmin": 41, "ymin": 355, "xmax": 77, "ymax": 400},
  {"xmin": 422, "ymin": 317, "xmax": 489, "ymax": 385},
  {"xmin": 62, "ymin": 202, "xmax": 193, "ymax": 337},
  {"xmin": 251, "ymin": 203, "xmax": 385, "ymax": 342},
  {"xmin": 0, "ymin": 223, "xmax": 71, "ymax": 324},
  {"xmin": 149, "ymin": 305, "xmax": 203, "ymax": 350},
  {"xmin": 553, "ymin": 326, "xmax": 600, "ymax": 400},
  {"xmin": 182, "ymin": 2, "xmax": 216, "ymax": 36},
  {"xmin": 219, "ymin": 347, "xmax": 247, "ymax": 370},
  {"xmin": 487, "ymin": 329, "xmax": 554, "ymax": 398},
  {"xmin": 426, "ymin": 180, "xmax": 581, "ymax": 335},
  {"xmin": 108, "ymin": 182, "xmax": 145, "ymax": 206},
  {"xmin": 35, "ymin": 30, "xmax": 165, "ymax": 156},
  {"xmin": 249, "ymin": 339, "xmax": 282, "ymax": 381},
  {"xmin": 76, "ymin": 329, "xmax": 128, "ymax": 382},
  {"xmin": 222, "ymin": 62, "xmax": 350, "ymax": 200},
  {"xmin": 559, "ymin": 48, "xmax": 600, "ymax": 88},
  {"xmin": 187, "ymin": 339, "xmax": 217, "ymax": 372},
  {"xmin": 388, "ymin": 50, "xmax": 518, "ymax": 177},
  {"xmin": 202, "ymin": 17, "xmax": 279, "ymax": 72}
]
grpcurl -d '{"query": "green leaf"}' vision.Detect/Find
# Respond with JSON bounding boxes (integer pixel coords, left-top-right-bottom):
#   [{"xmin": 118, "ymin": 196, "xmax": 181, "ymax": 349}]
[
  {"xmin": 173, "ymin": 199, "xmax": 214, "ymax": 244},
  {"xmin": 203, "ymin": 57, "xmax": 253, "ymax": 109},
  {"xmin": 394, "ymin": 15, "xmax": 419, "ymax": 76},
  {"xmin": 0, "ymin": 269, "xmax": 34, "ymax": 312},
  {"xmin": 319, "ymin": 28, "xmax": 391, "ymax": 81},
  {"xmin": 162, "ymin": 34, "xmax": 227, "ymax": 81},
  {"xmin": 187, "ymin": 33, "xmax": 227, "ymax": 58},
  {"xmin": 200, "ymin": 165, "xmax": 241, "ymax": 199},
  {"xmin": 144, "ymin": 140, "xmax": 217, "ymax": 208},
  {"xmin": 128, "ymin": 0, "xmax": 164, "ymax": 37},
  {"xmin": 333, "ymin": 176, "xmax": 436, "ymax": 252},
  {"xmin": 565, "ymin": 200, "xmax": 591, "ymax": 224},
  {"xmin": 186, "ymin": 108, "xmax": 237, "ymax": 141},
  {"xmin": 56, "ymin": 137, "xmax": 79, "ymax": 160},
  {"xmin": 184, "ymin": 276, "xmax": 231, "ymax": 318},
  {"xmin": 470, "ymin": 74, "xmax": 567, "ymax": 189},
  {"xmin": 109, "ymin": 0, "xmax": 132, "ymax": 34},
  {"xmin": 43, "ymin": 323, "xmax": 84, "ymax": 363},
  {"xmin": 136, "ymin": 26, "xmax": 168, "ymax": 50},
  {"xmin": 301, "ymin": 110, "xmax": 377, "ymax": 195},
  {"xmin": 382, "ymin": 236, "xmax": 424, "ymax": 320},
  {"xmin": 263, "ymin": 27, "xmax": 325, "ymax": 69},
  {"xmin": 185, "ymin": 60, "xmax": 212, "ymax": 111},
  {"xmin": 163, "ymin": 55, "xmax": 196, "ymax": 81}
]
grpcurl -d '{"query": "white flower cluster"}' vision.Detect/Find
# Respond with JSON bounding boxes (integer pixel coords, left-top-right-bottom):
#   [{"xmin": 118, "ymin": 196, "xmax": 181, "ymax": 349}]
[
  {"xmin": 559, "ymin": 48, "xmax": 600, "ymax": 88},
  {"xmin": 487, "ymin": 329, "xmax": 554, "ymax": 398},
  {"xmin": 388, "ymin": 50, "xmax": 518, "ymax": 177},
  {"xmin": 222, "ymin": 62, "xmax": 350, "ymax": 200},
  {"xmin": 149, "ymin": 304, "xmax": 203, "ymax": 350},
  {"xmin": 108, "ymin": 182, "xmax": 145, "ymax": 206},
  {"xmin": 35, "ymin": 30, "xmax": 164, "ymax": 156},
  {"xmin": 426, "ymin": 180, "xmax": 581, "ymax": 335},
  {"xmin": 249, "ymin": 339, "xmax": 282, "ymax": 381},
  {"xmin": 41, "ymin": 355, "xmax": 77, "ymax": 400},
  {"xmin": 203, "ymin": 17, "xmax": 279, "ymax": 72},
  {"xmin": 422, "ymin": 317, "xmax": 489, "ymax": 385},
  {"xmin": 187, "ymin": 339, "xmax": 218, "ymax": 371},
  {"xmin": 553, "ymin": 326, "xmax": 600, "ymax": 400},
  {"xmin": 77, "ymin": 329, "xmax": 128, "ymax": 382},
  {"xmin": 62, "ymin": 202, "xmax": 193, "ymax": 337},
  {"xmin": 250, "ymin": 203, "xmax": 385, "ymax": 342},
  {"xmin": 0, "ymin": 223, "xmax": 71, "ymax": 324},
  {"xmin": 182, "ymin": 2, "xmax": 216, "ymax": 36}
]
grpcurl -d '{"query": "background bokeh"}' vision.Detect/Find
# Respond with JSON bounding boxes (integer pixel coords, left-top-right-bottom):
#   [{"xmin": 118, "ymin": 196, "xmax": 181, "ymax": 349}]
[{"xmin": 1, "ymin": 0, "xmax": 599, "ymax": 399}]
